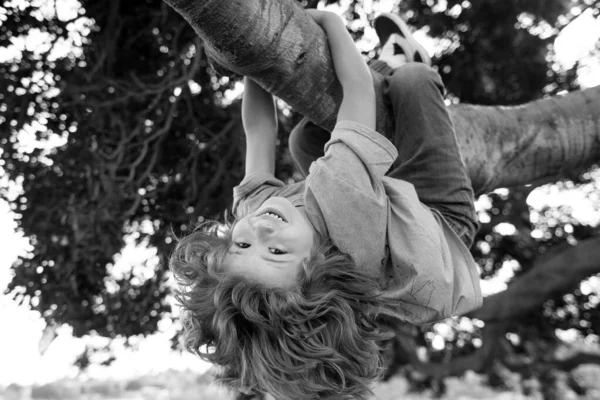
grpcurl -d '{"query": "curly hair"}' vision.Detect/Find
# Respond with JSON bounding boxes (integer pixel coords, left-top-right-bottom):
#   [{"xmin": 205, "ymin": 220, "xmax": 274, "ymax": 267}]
[{"xmin": 169, "ymin": 219, "xmax": 399, "ymax": 400}]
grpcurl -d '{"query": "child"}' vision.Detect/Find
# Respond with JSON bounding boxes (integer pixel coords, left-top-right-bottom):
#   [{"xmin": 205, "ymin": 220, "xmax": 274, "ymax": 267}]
[{"xmin": 169, "ymin": 9, "xmax": 482, "ymax": 400}]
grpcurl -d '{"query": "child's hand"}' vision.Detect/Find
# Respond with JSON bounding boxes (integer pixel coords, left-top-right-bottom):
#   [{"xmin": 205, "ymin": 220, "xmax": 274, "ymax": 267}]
[
  {"xmin": 305, "ymin": 9, "xmax": 338, "ymax": 26},
  {"xmin": 305, "ymin": 7, "xmax": 375, "ymax": 129}
]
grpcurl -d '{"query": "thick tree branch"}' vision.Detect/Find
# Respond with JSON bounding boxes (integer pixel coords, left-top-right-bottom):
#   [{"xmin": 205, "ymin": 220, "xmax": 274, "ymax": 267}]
[
  {"xmin": 451, "ymin": 89, "xmax": 600, "ymax": 195},
  {"xmin": 163, "ymin": 0, "xmax": 600, "ymax": 195},
  {"xmin": 469, "ymin": 237, "xmax": 600, "ymax": 322}
]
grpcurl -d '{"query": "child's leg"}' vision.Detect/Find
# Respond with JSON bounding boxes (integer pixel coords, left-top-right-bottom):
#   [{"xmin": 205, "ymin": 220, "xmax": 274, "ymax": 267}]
[
  {"xmin": 289, "ymin": 12, "xmax": 429, "ymax": 179},
  {"xmin": 288, "ymin": 62, "xmax": 396, "ymax": 178},
  {"xmin": 374, "ymin": 13, "xmax": 478, "ymax": 247},
  {"xmin": 290, "ymin": 13, "xmax": 477, "ymax": 247},
  {"xmin": 289, "ymin": 118, "xmax": 328, "ymax": 178},
  {"xmin": 289, "ymin": 66, "xmax": 478, "ymax": 246},
  {"xmin": 384, "ymin": 63, "xmax": 478, "ymax": 246}
]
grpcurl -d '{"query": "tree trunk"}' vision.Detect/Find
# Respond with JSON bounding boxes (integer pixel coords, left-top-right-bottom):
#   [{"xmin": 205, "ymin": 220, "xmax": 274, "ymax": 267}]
[{"xmin": 162, "ymin": 0, "xmax": 600, "ymax": 196}]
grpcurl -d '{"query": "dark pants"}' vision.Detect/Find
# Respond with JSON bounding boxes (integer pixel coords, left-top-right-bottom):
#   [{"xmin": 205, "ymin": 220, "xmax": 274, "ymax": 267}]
[{"xmin": 288, "ymin": 61, "xmax": 478, "ymax": 247}]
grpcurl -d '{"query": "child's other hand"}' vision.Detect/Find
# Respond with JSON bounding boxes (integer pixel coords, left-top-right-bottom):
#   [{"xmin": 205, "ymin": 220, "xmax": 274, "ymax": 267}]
[{"xmin": 305, "ymin": 9, "xmax": 338, "ymax": 25}]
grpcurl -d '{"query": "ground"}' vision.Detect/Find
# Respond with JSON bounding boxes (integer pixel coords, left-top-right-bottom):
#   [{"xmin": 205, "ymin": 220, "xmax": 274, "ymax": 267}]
[{"xmin": 2, "ymin": 366, "xmax": 600, "ymax": 400}]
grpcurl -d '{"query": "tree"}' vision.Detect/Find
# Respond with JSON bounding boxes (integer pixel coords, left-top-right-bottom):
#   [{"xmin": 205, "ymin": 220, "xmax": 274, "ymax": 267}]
[
  {"xmin": 162, "ymin": 3, "xmax": 600, "ymax": 394},
  {"xmin": 164, "ymin": 0, "xmax": 600, "ymax": 195},
  {"xmin": 2, "ymin": 0, "xmax": 600, "ymax": 397}
]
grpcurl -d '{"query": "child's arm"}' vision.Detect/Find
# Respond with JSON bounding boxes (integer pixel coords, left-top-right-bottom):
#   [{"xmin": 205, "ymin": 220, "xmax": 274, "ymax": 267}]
[
  {"xmin": 307, "ymin": 9, "xmax": 376, "ymax": 130},
  {"xmin": 242, "ymin": 77, "xmax": 278, "ymax": 176}
]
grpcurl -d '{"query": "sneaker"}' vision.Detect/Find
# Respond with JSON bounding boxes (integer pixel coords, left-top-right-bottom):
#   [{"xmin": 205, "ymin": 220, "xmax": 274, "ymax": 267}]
[
  {"xmin": 378, "ymin": 33, "xmax": 410, "ymax": 68},
  {"xmin": 374, "ymin": 12, "xmax": 431, "ymax": 66}
]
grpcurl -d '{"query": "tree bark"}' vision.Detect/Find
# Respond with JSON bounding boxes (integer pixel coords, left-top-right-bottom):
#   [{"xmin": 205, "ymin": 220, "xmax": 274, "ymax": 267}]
[{"xmin": 163, "ymin": 0, "xmax": 600, "ymax": 196}]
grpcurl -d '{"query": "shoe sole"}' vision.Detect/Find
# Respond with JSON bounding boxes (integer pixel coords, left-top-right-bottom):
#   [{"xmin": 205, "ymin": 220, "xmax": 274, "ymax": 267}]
[{"xmin": 374, "ymin": 12, "xmax": 431, "ymax": 66}]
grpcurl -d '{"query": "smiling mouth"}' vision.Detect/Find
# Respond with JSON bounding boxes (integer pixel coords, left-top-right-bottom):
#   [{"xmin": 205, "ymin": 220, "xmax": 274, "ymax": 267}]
[{"xmin": 257, "ymin": 209, "xmax": 287, "ymax": 222}]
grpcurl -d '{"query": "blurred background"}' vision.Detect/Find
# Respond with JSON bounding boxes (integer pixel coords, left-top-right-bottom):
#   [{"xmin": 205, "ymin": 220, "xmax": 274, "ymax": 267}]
[{"xmin": 1, "ymin": 0, "xmax": 600, "ymax": 399}]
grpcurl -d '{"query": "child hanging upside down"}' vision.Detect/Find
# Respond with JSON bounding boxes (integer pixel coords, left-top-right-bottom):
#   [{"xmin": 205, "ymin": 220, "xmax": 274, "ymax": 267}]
[{"xmin": 169, "ymin": 9, "xmax": 482, "ymax": 400}]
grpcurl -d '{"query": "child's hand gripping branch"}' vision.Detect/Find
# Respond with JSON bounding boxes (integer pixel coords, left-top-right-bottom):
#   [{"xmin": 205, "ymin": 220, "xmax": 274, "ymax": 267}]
[
  {"xmin": 169, "ymin": 9, "xmax": 482, "ymax": 400},
  {"xmin": 305, "ymin": 9, "xmax": 376, "ymax": 128}
]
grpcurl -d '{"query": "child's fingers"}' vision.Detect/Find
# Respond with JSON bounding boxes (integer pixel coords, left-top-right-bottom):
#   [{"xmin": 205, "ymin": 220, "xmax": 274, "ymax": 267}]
[
  {"xmin": 304, "ymin": 8, "xmax": 321, "ymax": 21},
  {"xmin": 305, "ymin": 9, "xmax": 336, "ymax": 24}
]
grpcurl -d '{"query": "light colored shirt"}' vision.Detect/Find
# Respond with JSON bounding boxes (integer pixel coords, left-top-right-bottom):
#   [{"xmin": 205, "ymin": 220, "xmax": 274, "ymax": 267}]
[{"xmin": 233, "ymin": 121, "xmax": 482, "ymax": 324}]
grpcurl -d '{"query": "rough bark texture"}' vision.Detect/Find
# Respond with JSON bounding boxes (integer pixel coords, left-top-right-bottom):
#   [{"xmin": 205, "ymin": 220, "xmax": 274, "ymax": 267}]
[
  {"xmin": 163, "ymin": 0, "xmax": 600, "ymax": 196},
  {"xmin": 162, "ymin": 0, "xmax": 340, "ymax": 127},
  {"xmin": 449, "ymin": 91, "xmax": 600, "ymax": 195}
]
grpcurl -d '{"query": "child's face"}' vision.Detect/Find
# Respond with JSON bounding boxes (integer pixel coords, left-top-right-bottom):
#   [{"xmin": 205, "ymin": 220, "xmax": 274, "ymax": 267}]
[{"xmin": 225, "ymin": 196, "xmax": 316, "ymax": 288}]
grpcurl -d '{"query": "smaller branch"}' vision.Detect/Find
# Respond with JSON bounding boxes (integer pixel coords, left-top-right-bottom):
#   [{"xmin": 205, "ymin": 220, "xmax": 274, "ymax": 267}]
[
  {"xmin": 201, "ymin": 121, "xmax": 239, "ymax": 197},
  {"xmin": 555, "ymin": 2, "xmax": 598, "ymax": 34},
  {"xmin": 469, "ymin": 236, "xmax": 600, "ymax": 322},
  {"xmin": 126, "ymin": 138, "xmax": 149, "ymax": 182},
  {"xmin": 391, "ymin": 323, "xmax": 507, "ymax": 379},
  {"xmin": 145, "ymin": 100, "xmax": 178, "ymax": 142},
  {"xmin": 124, "ymin": 193, "xmax": 144, "ymax": 217},
  {"xmin": 186, "ymin": 145, "xmax": 200, "ymax": 202},
  {"xmin": 135, "ymin": 129, "xmax": 167, "ymax": 189},
  {"xmin": 502, "ymin": 348, "xmax": 600, "ymax": 374},
  {"xmin": 552, "ymin": 352, "xmax": 600, "ymax": 372}
]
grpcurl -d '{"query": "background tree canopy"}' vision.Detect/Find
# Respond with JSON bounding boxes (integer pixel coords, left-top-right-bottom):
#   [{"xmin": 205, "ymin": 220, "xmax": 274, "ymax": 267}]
[{"xmin": 2, "ymin": 0, "xmax": 600, "ymax": 397}]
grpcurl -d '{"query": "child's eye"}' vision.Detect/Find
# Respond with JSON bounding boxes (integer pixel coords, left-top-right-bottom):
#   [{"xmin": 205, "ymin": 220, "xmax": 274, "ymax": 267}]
[
  {"xmin": 269, "ymin": 248, "xmax": 287, "ymax": 255},
  {"xmin": 236, "ymin": 242, "xmax": 250, "ymax": 249}
]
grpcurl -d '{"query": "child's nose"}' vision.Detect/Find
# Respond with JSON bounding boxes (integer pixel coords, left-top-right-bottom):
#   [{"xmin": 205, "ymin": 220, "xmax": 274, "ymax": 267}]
[{"xmin": 251, "ymin": 218, "xmax": 276, "ymax": 237}]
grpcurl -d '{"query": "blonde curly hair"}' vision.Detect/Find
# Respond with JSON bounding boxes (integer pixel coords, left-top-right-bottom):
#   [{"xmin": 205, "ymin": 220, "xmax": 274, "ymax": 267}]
[{"xmin": 169, "ymin": 219, "xmax": 399, "ymax": 399}]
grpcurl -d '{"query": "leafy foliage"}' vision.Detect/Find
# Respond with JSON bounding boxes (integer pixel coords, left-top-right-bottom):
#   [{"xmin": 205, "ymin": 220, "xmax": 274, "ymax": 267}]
[
  {"xmin": 0, "ymin": 0, "xmax": 244, "ymax": 339},
  {"xmin": 1, "ymin": 1, "xmax": 600, "ymax": 396}
]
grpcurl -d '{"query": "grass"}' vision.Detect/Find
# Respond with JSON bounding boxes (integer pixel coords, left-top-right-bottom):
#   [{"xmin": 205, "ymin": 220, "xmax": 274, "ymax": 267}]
[{"xmin": 2, "ymin": 366, "xmax": 600, "ymax": 400}]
